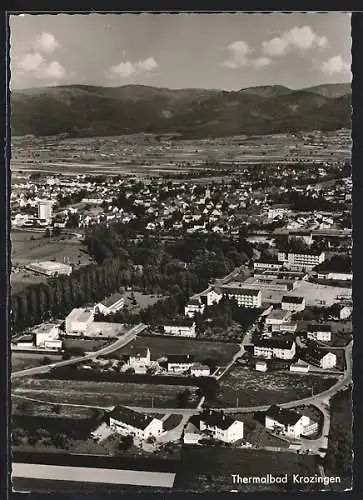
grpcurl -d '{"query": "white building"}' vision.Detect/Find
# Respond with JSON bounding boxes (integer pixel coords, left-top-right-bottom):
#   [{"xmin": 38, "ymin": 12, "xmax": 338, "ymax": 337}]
[
  {"xmin": 289, "ymin": 359, "xmax": 310, "ymax": 373},
  {"xmin": 184, "ymin": 298, "xmax": 205, "ymax": 318},
  {"xmin": 108, "ymin": 406, "xmax": 163, "ymax": 440},
  {"xmin": 124, "ymin": 347, "xmax": 151, "ymax": 374},
  {"xmin": 26, "ymin": 261, "xmax": 72, "ymax": 277},
  {"xmin": 189, "ymin": 410, "xmax": 244, "ymax": 443},
  {"xmin": 317, "ymin": 271, "xmax": 352, "ymax": 281},
  {"xmin": 278, "ymin": 251, "xmax": 325, "ymax": 271},
  {"xmin": 221, "ymin": 285, "xmax": 262, "ymax": 308},
  {"xmin": 96, "ymin": 292, "xmax": 125, "ymax": 315},
  {"xmin": 33, "ymin": 323, "xmax": 62, "ymax": 351},
  {"xmin": 191, "ymin": 362, "xmax": 211, "ymax": 377},
  {"xmin": 265, "ymin": 405, "xmax": 315, "ymax": 439},
  {"xmin": 163, "ymin": 320, "xmax": 196, "ymax": 338},
  {"xmin": 319, "ymin": 352, "xmax": 337, "ymax": 369},
  {"xmin": 254, "ymin": 261, "xmax": 282, "ymax": 272},
  {"xmin": 199, "ymin": 287, "xmax": 223, "ymax": 306},
  {"xmin": 167, "ymin": 354, "xmax": 194, "ymax": 373},
  {"xmin": 254, "ymin": 339, "xmax": 296, "ymax": 360},
  {"xmin": 307, "ymin": 324, "xmax": 332, "ymax": 343},
  {"xmin": 38, "ymin": 199, "xmax": 53, "ymax": 221},
  {"xmin": 281, "ymin": 295, "xmax": 305, "ymax": 312},
  {"xmin": 255, "ymin": 360, "xmax": 268, "ymax": 372},
  {"xmin": 65, "ymin": 308, "xmax": 94, "ymax": 336},
  {"xmin": 339, "ymin": 306, "xmax": 352, "ymax": 320},
  {"xmin": 265, "ymin": 309, "xmax": 291, "ymax": 333}
]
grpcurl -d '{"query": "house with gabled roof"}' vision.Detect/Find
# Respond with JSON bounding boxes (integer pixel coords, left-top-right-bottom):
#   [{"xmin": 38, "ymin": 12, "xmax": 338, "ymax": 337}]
[{"xmin": 108, "ymin": 406, "xmax": 163, "ymax": 440}]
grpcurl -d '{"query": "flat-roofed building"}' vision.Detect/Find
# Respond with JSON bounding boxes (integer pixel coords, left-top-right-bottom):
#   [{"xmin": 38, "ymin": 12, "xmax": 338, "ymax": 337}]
[
  {"xmin": 26, "ymin": 261, "xmax": 72, "ymax": 277},
  {"xmin": 277, "ymin": 250, "xmax": 325, "ymax": 271},
  {"xmin": 281, "ymin": 295, "xmax": 306, "ymax": 312},
  {"xmin": 254, "ymin": 338, "xmax": 296, "ymax": 360},
  {"xmin": 65, "ymin": 308, "xmax": 94, "ymax": 336}
]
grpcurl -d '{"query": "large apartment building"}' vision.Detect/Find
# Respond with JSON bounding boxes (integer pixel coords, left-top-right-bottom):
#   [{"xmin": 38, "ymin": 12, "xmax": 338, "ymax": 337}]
[
  {"xmin": 220, "ymin": 284, "xmax": 262, "ymax": 308},
  {"xmin": 277, "ymin": 250, "xmax": 325, "ymax": 271}
]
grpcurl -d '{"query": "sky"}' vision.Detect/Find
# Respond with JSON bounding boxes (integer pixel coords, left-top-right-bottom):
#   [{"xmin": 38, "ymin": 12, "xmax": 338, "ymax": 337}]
[{"xmin": 9, "ymin": 13, "xmax": 351, "ymax": 91}]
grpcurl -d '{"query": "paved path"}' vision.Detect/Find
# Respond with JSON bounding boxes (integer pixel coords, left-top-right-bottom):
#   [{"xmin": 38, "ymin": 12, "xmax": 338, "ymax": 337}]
[
  {"xmin": 12, "ymin": 463, "xmax": 175, "ymax": 488},
  {"xmin": 12, "ymin": 324, "xmax": 146, "ymax": 379}
]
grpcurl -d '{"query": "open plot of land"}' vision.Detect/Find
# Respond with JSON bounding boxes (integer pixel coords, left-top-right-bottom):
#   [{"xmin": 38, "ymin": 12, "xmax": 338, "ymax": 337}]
[
  {"xmin": 12, "ymin": 397, "xmax": 100, "ymax": 419},
  {"xmin": 289, "ymin": 281, "xmax": 351, "ymax": 307},
  {"xmin": 11, "ymin": 230, "xmax": 92, "ymax": 267},
  {"xmin": 12, "ymin": 353, "xmax": 62, "ymax": 373},
  {"xmin": 209, "ymin": 367, "xmax": 337, "ymax": 408},
  {"xmin": 174, "ymin": 446, "xmax": 318, "ymax": 492},
  {"xmin": 107, "ymin": 337, "xmax": 240, "ymax": 364},
  {"xmin": 62, "ymin": 338, "xmax": 112, "ymax": 353},
  {"xmin": 12, "ymin": 378, "xmax": 200, "ymax": 409},
  {"xmin": 124, "ymin": 292, "xmax": 165, "ymax": 313}
]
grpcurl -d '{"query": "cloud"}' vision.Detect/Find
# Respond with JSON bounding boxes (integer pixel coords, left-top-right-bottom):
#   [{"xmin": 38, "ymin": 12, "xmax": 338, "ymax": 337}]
[
  {"xmin": 40, "ymin": 61, "xmax": 66, "ymax": 79},
  {"xmin": 252, "ymin": 56, "xmax": 272, "ymax": 69},
  {"xmin": 109, "ymin": 57, "xmax": 159, "ymax": 78},
  {"xmin": 262, "ymin": 26, "xmax": 328, "ymax": 57},
  {"xmin": 222, "ymin": 40, "xmax": 252, "ymax": 68},
  {"xmin": 321, "ymin": 55, "xmax": 350, "ymax": 75},
  {"xmin": 18, "ymin": 52, "xmax": 45, "ymax": 72},
  {"xmin": 34, "ymin": 32, "xmax": 60, "ymax": 54}
]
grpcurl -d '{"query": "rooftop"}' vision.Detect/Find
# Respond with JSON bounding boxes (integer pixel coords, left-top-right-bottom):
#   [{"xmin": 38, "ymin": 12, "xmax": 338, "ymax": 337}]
[
  {"xmin": 101, "ymin": 292, "xmax": 124, "ymax": 308},
  {"xmin": 265, "ymin": 405, "xmax": 302, "ymax": 426},
  {"xmin": 282, "ymin": 295, "xmax": 305, "ymax": 304},
  {"xmin": 199, "ymin": 410, "xmax": 237, "ymax": 431},
  {"xmin": 307, "ymin": 324, "xmax": 332, "ymax": 332},
  {"xmin": 255, "ymin": 338, "xmax": 295, "ymax": 350},
  {"xmin": 168, "ymin": 354, "xmax": 194, "ymax": 364},
  {"xmin": 221, "ymin": 284, "xmax": 261, "ymax": 296},
  {"xmin": 108, "ymin": 405, "xmax": 156, "ymax": 430}
]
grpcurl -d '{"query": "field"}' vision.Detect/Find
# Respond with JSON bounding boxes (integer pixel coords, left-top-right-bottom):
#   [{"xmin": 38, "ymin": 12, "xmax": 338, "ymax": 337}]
[
  {"xmin": 174, "ymin": 446, "xmax": 319, "ymax": 492},
  {"xmin": 11, "ymin": 229, "xmax": 92, "ymax": 293},
  {"xmin": 108, "ymin": 337, "xmax": 240, "ymax": 365},
  {"xmin": 12, "ymin": 353, "xmax": 62, "ymax": 373},
  {"xmin": 209, "ymin": 367, "xmax": 338, "ymax": 408},
  {"xmin": 12, "ymin": 398, "xmax": 99, "ymax": 419},
  {"xmin": 12, "ymin": 378, "xmax": 200, "ymax": 409}
]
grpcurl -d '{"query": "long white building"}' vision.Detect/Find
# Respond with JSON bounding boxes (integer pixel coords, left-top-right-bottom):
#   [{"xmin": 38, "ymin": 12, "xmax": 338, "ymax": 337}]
[{"xmin": 220, "ymin": 284, "xmax": 262, "ymax": 308}]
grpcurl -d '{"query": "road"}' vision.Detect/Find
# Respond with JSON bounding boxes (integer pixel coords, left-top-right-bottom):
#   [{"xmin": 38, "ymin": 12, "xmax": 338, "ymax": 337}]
[
  {"xmin": 11, "ymin": 323, "xmax": 146, "ymax": 379},
  {"xmin": 12, "ymin": 463, "xmax": 175, "ymax": 488}
]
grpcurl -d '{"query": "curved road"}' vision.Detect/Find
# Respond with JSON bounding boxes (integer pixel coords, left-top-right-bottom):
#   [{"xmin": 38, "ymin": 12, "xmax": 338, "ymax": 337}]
[{"xmin": 11, "ymin": 323, "xmax": 146, "ymax": 379}]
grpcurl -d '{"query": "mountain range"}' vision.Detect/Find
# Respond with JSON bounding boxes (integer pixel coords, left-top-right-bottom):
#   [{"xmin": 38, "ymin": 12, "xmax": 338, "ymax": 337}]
[{"xmin": 10, "ymin": 82, "xmax": 351, "ymax": 139}]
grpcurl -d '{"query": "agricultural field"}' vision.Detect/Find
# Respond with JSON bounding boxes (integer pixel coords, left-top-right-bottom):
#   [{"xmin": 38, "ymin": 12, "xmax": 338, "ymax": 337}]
[
  {"xmin": 174, "ymin": 446, "xmax": 319, "ymax": 492},
  {"xmin": 208, "ymin": 367, "xmax": 338, "ymax": 408},
  {"xmin": 12, "ymin": 398, "xmax": 100, "ymax": 419},
  {"xmin": 12, "ymin": 378, "xmax": 200, "ymax": 409},
  {"xmin": 12, "ymin": 353, "xmax": 62, "ymax": 373},
  {"xmin": 107, "ymin": 337, "xmax": 240, "ymax": 365},
  {"xmin": 62, "ymin": 338, "xmax": 112, "ymax": 354}
]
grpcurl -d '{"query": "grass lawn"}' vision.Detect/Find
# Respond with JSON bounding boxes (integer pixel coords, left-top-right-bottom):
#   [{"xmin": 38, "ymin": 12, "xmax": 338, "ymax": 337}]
[
  {"xmin": 124, "ymin": 291, "xmax": 165, "ymax": 313},
  {"xmin": 109, "ymin": 337, "xmax": 240, "ymax": 365},
  {"xmin": 174, "ymin": 446, "xmax": 319, "ymax": 492},
  {"xmin": 11, "ymin": 273, "xmax": 49, "ymax": 294},
  {"xmin": 208, "ymin": 367, "xmax": 338, "ymax": 408},
  {"xmin": 12, "ymin": 354, "xmax": 62, "ymax": 372},
  {"xmin": 12, "ymin": 398, "xmax": 100, "ymax": 419},
  {"xmin": 12, "ymin": 378, "xmax": 200, "ymax": 409},
  {"xmin": 62, "ymin": 338, "xmax": 112, "ymax": 353}
]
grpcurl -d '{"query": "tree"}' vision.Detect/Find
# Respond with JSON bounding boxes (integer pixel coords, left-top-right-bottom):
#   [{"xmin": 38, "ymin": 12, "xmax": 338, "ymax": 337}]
[{"xmin": 176, "ymin": 389, "xmax": 191, "ymax": 408}]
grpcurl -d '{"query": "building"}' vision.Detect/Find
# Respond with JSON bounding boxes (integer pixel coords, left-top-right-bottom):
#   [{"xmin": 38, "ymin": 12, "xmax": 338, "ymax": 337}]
[
  {"xmin": 163, "ymin": 319, "xmax": 196, "ymax": 338},
  {"xmin": 289, "ymin": 359, "xmax": 310, "ymax": 373},
  {"xmin": 184, "ymin": 297, "xmax": 205, "ymax": 318},
  {"xmin": 265, "ymin": 309, "xmax": 291, "ymax": 333},
  {"xmin": 26, "ymin": 261, "xmax": 72, "ymax": 277},
  {"xmin": 38, "ymin": 199, "xmax": 53, "ymax": 221},
  {"xmin": 13, "ymin": 334, "xmax": 35, "ymax": 349},
  {"xmin": 317, "ymin": 271, "xmax": 352, "ymax": 282},
  {"xmin": 281, "ymin": 295, "xmax": 305, "ymax": 312},
  {"xmin": 307, "ymin": 324, "xmax": 332, "ymax": 343},
  {"xmin": 167, "ymin": 354, "xmax": 194, "ymax": 373},
  {"xmin": 255, "ymin": 360, "xmax": 268, "ymax": 372},
  {"xmin": 189, "ymin": 410, "xmax": 244, "ymax": 443},
  {"xmin": 191, "ymin": 362, "xmax": 211, "ymax": 377},
  {"xmin": 220, "ymin": 284, "xmax": 262, "ymax": 308},
  {"xmin": 65, "ymin": 308, "xmax": 95, "ymax": 336},
  {"xmin": 278, "ymin": 251, "xmax": 325, "ymax": 271},
  {"xmin": 253, "ymin": 339, "xmax": 296, "ymax": 360},
  {"xmin": 33, "ymin": 323, "xmax": 62, "ymax": 351},
  {"xmin": 303, "ymin": 347, "xmax": 337, "ymax": 370},
  {"xmin": 108, "ymin": 406, "xmax": 163, "ymax": 440},
  {"xmin": 287, "ymin": 232, "xmax": 313, "ymax": 247},
  {"xmin": 198, "ymin": 287, "xmax": 223, "ymax": 306},
  {"xmin": 123, "ymin": 347, "xmax": 151, "ymax": 374},
  {"xmin": 264, "ymin": 405, "xmax": 315, "ymax": 439},
  {"xmin": 96, "ymin": 292, "xmax": 125, "ymax": 315},
  {"xmin": 253, "ymin": 260, "xmax": 282, "ymax": 272},
  {"xmin": 183, "ymin": 421, "xmax": 202, "ymax": 445},
  {"xmin": 339, "ymin": 305, "xmax": 352, "ymax": 320}
]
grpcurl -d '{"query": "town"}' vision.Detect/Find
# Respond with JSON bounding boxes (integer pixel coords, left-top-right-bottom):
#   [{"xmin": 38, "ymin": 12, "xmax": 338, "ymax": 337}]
[{"xmin": 11, "ymin": 131, "xmax": 352, "ymax": 493}]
